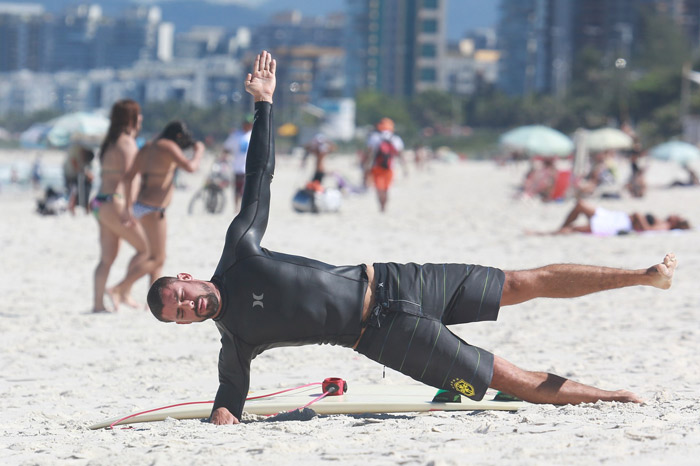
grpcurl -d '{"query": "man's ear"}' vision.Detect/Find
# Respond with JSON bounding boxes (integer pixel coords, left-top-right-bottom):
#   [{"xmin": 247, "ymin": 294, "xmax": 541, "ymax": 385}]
[{"xmin": 177, "ymin": 273, "xmax": 193, "ymax": 280}]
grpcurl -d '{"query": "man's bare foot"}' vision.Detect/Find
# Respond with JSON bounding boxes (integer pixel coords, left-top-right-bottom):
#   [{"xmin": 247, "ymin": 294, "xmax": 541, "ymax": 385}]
[
  {"xmin": 611, "ymin": 389, "xmax": 643, "ymax": 403},
  {"xmin": 646, "ymin": 253, "xmax": 677, "ymax": 289}
]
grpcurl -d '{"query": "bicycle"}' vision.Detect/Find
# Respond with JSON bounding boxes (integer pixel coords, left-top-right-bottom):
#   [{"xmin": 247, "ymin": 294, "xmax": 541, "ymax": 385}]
[{"xmin": 188, "ymin": 159, "xmax": 230, "ymax": 214}]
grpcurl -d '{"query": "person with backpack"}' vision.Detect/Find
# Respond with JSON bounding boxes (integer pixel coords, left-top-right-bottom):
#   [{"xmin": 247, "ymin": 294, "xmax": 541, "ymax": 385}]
[{"xmin": 366, "ymin": 118, "xmax": 404, "ymax": 212}]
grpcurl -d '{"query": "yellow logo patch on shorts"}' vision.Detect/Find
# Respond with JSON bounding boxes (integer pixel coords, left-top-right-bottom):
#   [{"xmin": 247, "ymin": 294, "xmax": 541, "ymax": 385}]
[{"xmin": 450, "ymin": 378, "xmax": 475, "ymax": 397}]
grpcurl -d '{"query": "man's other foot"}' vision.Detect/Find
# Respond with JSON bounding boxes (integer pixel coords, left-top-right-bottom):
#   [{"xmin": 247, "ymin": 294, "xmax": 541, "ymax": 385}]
[
  {"xmin": 646, "ymin": 253, "xmax": 677, "ymax": 289},
  {"xmin": 611, "ymin": 389, "xmax": 643, "ymax": 403}
]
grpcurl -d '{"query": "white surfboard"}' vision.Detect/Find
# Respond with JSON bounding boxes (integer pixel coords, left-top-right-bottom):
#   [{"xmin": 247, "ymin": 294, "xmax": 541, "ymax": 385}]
[{"xmin": 89, "ymin": 384, "xmax": 524, "ymax": 430}]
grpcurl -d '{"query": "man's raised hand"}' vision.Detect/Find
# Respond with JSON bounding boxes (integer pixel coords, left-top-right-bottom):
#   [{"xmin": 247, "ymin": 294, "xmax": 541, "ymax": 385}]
[{"xmin": 245, "ymin": 50, "xmax": 276, "ymax": 103}]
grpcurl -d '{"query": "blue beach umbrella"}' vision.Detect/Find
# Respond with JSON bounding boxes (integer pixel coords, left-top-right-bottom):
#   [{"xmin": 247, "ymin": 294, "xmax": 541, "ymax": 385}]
[
  {"xmin": 649, "ymin": 141, "xmax": 700, "ymax": 165},
  {"xmin": 499, "ymin": 125, "xmax": 574, "ymax": 157}
]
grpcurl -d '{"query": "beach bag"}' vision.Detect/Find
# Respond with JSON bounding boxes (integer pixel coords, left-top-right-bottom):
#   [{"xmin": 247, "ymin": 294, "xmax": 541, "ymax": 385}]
[
  {"xmin": 373, "ymin": 136, "xmax": 398, "ymax": 169},
  {"xmin": 292, "ymin": 187, "xmax": 342, "ymax": 213}
]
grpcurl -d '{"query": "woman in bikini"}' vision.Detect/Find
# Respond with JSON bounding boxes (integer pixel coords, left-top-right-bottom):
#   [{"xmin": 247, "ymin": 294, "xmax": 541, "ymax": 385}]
[
  {"xmin": 108, "ymin": 120, "xmax": 204, "ymax": 308},
  {"xmin": 91, "ymin": 99, "xmax": 149, "ymax": 313}
]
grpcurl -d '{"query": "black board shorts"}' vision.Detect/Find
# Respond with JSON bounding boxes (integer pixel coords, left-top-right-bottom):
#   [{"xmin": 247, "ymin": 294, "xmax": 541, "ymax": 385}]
[{"xmin": 355, "ymin": 262, "xmax": 505, "ymax": 400}]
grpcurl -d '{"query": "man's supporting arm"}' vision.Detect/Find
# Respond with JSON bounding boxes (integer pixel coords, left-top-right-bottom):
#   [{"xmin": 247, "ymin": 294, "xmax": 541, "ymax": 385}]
[{"xmin": 210, "ymin": 335, "xmax": 251, "ymax": 425}]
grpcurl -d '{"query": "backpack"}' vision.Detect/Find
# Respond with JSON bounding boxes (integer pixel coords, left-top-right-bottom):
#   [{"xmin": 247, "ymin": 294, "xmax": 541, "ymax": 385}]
[{"xmin": 373, "ymin": 136, "xmax": 398, "ymax": 169}]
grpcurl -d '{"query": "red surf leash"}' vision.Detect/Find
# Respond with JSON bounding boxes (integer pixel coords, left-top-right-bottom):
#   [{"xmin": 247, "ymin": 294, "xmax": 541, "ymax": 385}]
[
  {"xmin": 107, "ymin": 377, "xmax": 347, "ymax": 429},
  {"xmin": 264, "ymin": 377, "xmax": 348, "ymax": 417}
]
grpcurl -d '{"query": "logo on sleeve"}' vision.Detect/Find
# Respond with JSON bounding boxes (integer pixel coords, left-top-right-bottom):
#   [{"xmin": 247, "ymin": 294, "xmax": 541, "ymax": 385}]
[{"xmin": 252, "ymin": 292, "xmax": 264, "ymax": 309}]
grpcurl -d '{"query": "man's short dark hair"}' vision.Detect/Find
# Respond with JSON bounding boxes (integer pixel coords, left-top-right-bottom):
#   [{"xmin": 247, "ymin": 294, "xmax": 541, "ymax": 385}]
[{"xmin": 147, "ymin": 276, "xmax": 177, "ymax": 322}]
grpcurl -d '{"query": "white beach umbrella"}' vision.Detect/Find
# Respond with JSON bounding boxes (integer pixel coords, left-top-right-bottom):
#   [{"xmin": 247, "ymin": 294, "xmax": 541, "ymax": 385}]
[
  {"xmin": 499, "ymin": 125, "xmax": 574, "ymax": 157},
  {"xmin": 20, "ymin": 111, "xmax": 109, "ymax": 148},
  {"xmin": 44, "ymin": 111, "xmax": 110, "ymax": 147},
  {"xmin": 585, "ymin": 127, "xmax": 634, "ymax": 152}
]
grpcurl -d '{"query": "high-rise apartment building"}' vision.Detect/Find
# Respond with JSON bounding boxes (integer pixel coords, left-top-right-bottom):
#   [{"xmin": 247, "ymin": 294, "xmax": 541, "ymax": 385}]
[
  {"xmin": 497, "ymin": 0, "xmax": 575, "ymax": 96},
  {"xmin": 2, "ymin": 3, "xmax": 172, "ymax": 72},
  {"xmin": 345, "ymin": 0, "xmax": 448, "ymax": 97},
  {"xmin": 647, "ymin": 0, "xmax": 700, "ymax": 46},
  {"xmin": 95, "ymin": 6, "xmax": 164, "ymax": 69},
  {"xmin": 572, "ymin": 0, "xmax": 638, "ymax": 64},
  {"xmin": 49, "ymin": 4, "xmax": 103, "ymax": 71},
  {"xmin": 252, "ymin": 10, "xmax": 345, "ymax": 51},
  {"xmin": 0, "ymin": 3, "xmax": 50, "ymax": 72},
  {"xmin": 497, "ymin": 0, "xmax": 700, "ymax": 96}
]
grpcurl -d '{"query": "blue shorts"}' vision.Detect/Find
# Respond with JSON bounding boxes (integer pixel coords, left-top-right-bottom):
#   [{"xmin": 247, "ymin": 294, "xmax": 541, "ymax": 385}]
[{"xmin": 355, "ymin": 262, "xmax": 505, "ymax": 400}]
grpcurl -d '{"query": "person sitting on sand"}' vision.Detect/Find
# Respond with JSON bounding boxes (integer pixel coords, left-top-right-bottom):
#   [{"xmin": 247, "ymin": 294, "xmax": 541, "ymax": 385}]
[
  {"xmin": 538, "ymin": 199, "xmax": 691, "ymax": 236},
  {"xmin": 520, "ymin": 157, "xmax": 558, "ymax": 201},
  {"xmin": 670, "ymin": 164, "xmax": 699, "ymax": 188},
  {"xmin": 145, "ymin": 51, "xmax": 680, "ymax": 425}
]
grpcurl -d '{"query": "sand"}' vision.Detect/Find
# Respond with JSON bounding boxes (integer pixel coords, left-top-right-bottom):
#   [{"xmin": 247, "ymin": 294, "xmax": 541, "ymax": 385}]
[{"xmin": 1, "ymin": 149, "xmax": 699, "ymax": 465}]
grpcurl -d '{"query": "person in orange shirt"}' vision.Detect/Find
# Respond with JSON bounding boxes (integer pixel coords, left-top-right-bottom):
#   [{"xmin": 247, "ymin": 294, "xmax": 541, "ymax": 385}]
[{"xmin": 365, "ymin": 118, "xmax": 404, "ymax": 212}]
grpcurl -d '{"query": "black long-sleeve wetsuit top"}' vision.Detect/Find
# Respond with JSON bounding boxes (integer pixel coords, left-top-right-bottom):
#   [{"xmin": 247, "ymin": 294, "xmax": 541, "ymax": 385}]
[{"xmin": 210, "ymin": 102, "xmax": 369, "ymax": 420}]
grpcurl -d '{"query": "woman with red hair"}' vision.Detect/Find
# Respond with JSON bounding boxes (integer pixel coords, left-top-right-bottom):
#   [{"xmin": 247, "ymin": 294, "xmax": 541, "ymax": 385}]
[{"xmin": 91, "ymin": 99, "xmax": 149, "ymax": 313}]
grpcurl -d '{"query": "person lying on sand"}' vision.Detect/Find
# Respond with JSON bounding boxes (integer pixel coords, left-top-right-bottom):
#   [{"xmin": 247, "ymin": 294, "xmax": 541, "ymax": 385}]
[
  {"xmin": 530, "ymin": 199, "xmax": 691, "ymax": 236},
  {"xmin": 145, "ymin": 51, "xmax": 679, "ymax": 425}
]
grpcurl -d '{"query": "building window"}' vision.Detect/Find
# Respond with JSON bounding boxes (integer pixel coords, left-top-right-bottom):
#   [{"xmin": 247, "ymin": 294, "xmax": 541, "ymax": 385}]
[
  {"xmin": 423, "ymin": 0, "xmax": 439, "ymax": 9},
  {"xmin": 422, "ymin": 19, "xmax": 438, "ymax": 34},
  {"xmin": 420, "ymin": 67, "xmax": 436, "ymax": 81},
  {"xmin": 420, "ymin": 43, "xmax": 436, "ymax": 57}
]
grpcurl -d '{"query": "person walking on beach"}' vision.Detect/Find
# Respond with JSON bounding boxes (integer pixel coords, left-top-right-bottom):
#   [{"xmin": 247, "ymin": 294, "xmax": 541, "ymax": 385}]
[
  {"xmin": 364, "ymin": 117, "xmax": 404, "ymax": 212},
  {"xmin": 303, "ymin": 131, "xmax": 336, "ymax": 186},
  {"xmin": 64, "ymin": 143, "xmax": 95, "ymax": 214},
  {"xmin": 222, "ymin": 116, "xmax": 253, "ymax": 212},
  {"xmin": 107, "ymin": 121, "xmax": 205, "ymax": 310},
  {"xmin": 91, "ymin": 99, "xmax": 149, "ymax": 313},
  {"xmin": 145, "ymin": 51, "xmax": 679, "ymax": 425},
  {"xmin": 535, "ymin": 199, "xmax": 691, "ymax": 236}
]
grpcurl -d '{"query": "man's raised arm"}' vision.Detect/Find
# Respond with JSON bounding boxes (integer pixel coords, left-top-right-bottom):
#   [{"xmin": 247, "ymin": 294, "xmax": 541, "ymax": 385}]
[{"xmin": 216, "ymin": 51, "xmax": 277, "ymax": 270}]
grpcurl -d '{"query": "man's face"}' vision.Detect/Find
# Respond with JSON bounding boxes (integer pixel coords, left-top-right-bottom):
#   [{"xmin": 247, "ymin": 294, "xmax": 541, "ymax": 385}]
[{"xmin": 159, "ymin": 273, "xmax": 220, "ymax": 324}]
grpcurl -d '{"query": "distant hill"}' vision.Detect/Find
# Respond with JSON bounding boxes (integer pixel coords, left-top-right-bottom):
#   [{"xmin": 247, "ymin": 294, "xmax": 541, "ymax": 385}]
[{"xmin": 24, "ymin": 0, "xmax": 496, "ymax": 39}]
